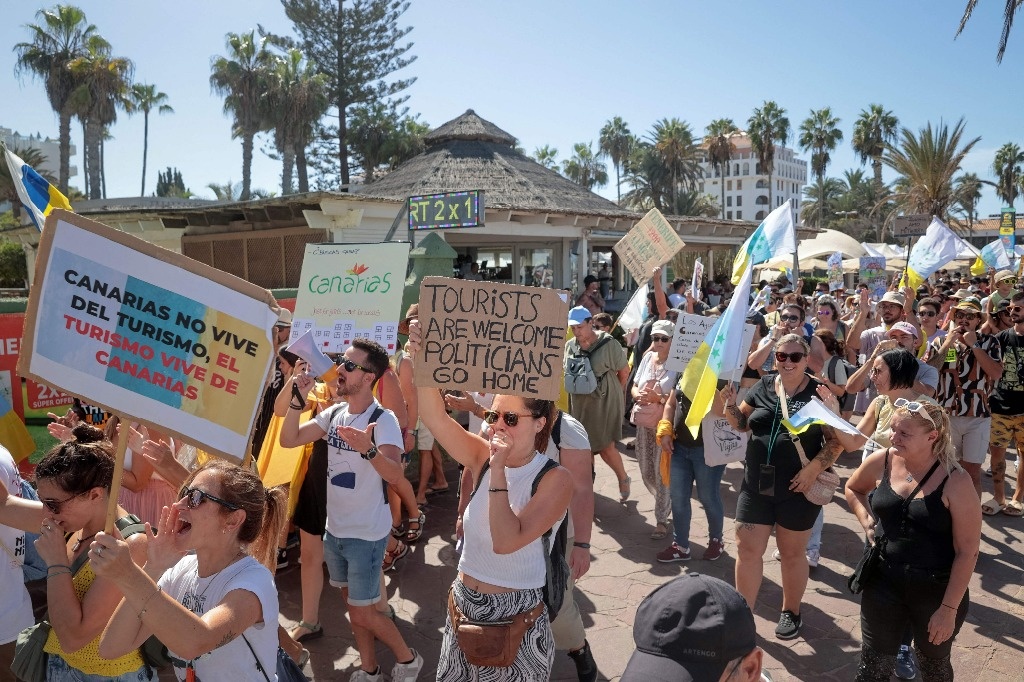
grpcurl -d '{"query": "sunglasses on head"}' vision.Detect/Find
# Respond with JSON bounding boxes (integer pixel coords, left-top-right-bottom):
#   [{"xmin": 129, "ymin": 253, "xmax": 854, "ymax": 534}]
[
  {"xmin": 651, "ymin": 335, "xmax": 671, "ymax": 342},
  {"xmin": 179, "ymin": 487, "xmax": 240, "ymax": 511},
  {"xmin": 780, "ymin": 314, "xmax": 801, "ymax": 322},
  {"xmin": 893, "ymin": 397, "xmax": 936, "ymax": 428},
  {"xmin": 482, "ymin": 410, "xmax": 536, "ymax": 427},
  {"xmin": 42, "ymin": 491, "xmax": 85, "ymax": 515},
  {"xmin": 774, "ymin": 351, "xmax": 806, "ymax": 363},
  {"xmin": 335, "ymin": 357, "xmax": 371, "ymax": 373}
]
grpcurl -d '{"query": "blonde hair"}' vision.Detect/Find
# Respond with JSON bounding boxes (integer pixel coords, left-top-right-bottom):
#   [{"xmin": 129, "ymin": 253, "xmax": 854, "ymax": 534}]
[
  {"xmin": 892, "ymin": 402, "xmax": 961, "ymax": 473},
  {"xmin": 776, "ymin": 334, "xmax": 810, "ymax": 354}
]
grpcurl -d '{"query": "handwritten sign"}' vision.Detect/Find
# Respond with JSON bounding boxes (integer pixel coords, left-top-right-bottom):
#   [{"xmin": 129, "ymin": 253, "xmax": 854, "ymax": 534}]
[
  {"xmin": 859, "ymin": 257, "xmax": 888, "ymax": 300},
  {"xmin": 408, "ymin": 190, "xmax": 484, "ymax": 230},
  {"xmin": 414, "ymin": 277, "xmax": 569, "ymax": 400},
  {"xmin": 703, "ymin": 414, "xmax": 748, "ymax": 466},
  {"xmin": 18, "ymin": 211, "xmax": 278, "ymax": 463},
  {"xmin": 827, "ymin": 251, "xmax": 844, "ymax": 291},
  {"xmin": 291, "ymin": 242, "xmax": 409, "ymax": 355},
  {"xmin": 666, "ymin": 312, "xmax": 716, "ymax": 372},
  {"xmin": 613, "ymin": 208, "xmax": 686, "ymax": 283}
]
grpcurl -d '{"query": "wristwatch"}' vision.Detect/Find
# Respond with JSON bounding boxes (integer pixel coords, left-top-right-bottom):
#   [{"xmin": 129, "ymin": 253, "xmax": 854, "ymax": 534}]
[{"xmin": 361, "ymin": 445, "xmax": 378, "ymax": 461}]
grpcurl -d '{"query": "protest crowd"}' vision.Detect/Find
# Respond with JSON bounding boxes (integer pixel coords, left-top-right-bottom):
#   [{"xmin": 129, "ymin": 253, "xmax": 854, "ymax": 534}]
[{"xmin": 0, "ymin": 212, "xmax": 1017, "ymax": 682}]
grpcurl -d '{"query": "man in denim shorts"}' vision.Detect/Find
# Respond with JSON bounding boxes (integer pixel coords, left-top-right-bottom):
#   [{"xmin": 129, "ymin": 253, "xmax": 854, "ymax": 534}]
[
  {"xmin": 281, "ymin": 338, "xmax": 423, "ymax": 681},
  {"xmin": 986, "ymin": 291, "xmax": 1024, "ymax": 517}
]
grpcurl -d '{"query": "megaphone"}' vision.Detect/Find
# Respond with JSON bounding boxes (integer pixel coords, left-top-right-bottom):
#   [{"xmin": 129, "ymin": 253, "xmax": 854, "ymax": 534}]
[{"xmin": 285, "ymin": 330, "xmax": 339, "ymax": 383}]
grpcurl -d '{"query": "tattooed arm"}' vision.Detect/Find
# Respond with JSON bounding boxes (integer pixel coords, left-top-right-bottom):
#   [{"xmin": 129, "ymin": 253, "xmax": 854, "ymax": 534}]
[
  {"xmin": 718, "ymin": 384, "xmax": 752, "ymax": 432},
  {"xmin": 814, "ymin": 425, "xmax": 845, "ymax": 470}
]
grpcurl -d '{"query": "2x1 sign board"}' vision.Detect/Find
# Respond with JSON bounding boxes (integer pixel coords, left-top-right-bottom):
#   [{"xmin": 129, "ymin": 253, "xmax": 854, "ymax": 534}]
[
  {"xmin": 892, "ymin": 214, "xmax": 930, "ymax": 239},
  {"xmin": 613, "ymin": 208, "xmax": 686, "ymax": 283},
  {"xmin": 408, "ymin": 190, "xmax": 484, "ymax": 230},
  {"xmin": 18, "ymin": 210, "xmax": 279, "ymax": 463},
  {"xmin": 413, "ymin": 277, "xmax": 569, "ymax": 401}
]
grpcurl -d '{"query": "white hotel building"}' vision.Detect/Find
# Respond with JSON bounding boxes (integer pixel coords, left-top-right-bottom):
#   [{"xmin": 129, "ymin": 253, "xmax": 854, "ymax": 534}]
[{"xmin": 698, "ymin": 132, "xmax": 808, "ymax": 223}]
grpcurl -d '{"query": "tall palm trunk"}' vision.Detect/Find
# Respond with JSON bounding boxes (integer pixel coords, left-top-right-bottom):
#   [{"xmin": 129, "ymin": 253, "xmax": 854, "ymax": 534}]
[
  {"xmin": 100, "ymin": 136, "xmax": 106, "ymax": 199},
  {"xmin": 718, "ymin": 162, "xmax": 726, "ymax": 219},
  {"xmin": 296, "ymin": 145, "xmax": 309, "ymax": 193},
  {"xmin": 614, "ymin": 161, "xmax": 621, "ymax": 204},
  {"xmin": 81, "ymin": 120, "xmax": 90, "ymax": 198},
  {"xmin": 141, "ymin": 112, "xmax": 150, "ymax": 196},
  {"xmin": 282, "ymin": 148, "xmax": 295, "ymax": 195},
  {"xmin": 58, "ymin": 109, "xmax": 73, "ymax": 194},
  {"xmin": 86, "ymin": 119, "xmax": 102, "ymax": 200},
  {"xmin": 241, "ymin": 131, "xmax": 254, "ymax": 200}
]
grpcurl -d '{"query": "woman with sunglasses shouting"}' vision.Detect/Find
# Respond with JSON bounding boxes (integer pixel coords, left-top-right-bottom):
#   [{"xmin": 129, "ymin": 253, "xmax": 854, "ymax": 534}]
[
  {"xmin": 720, "ymin": 334, "xmax": 844, "ymax": 641},
  {"xmin": 91, "ymin": 460, "xmax": 286, "ymax": 682},
  {"xmin": 845, "ymin": 401, "xmax": 980, "ymax": 681},
  {"xmin": 0, "ymin": 424, "xmax": 154, "ymax": 681},
  {"xmin": 408, "ymin": 320, "xmax": 572, "ymax": 680}
]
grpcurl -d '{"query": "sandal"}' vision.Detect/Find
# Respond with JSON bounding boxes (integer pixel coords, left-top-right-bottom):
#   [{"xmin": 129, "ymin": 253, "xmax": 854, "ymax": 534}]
[
  {"xmin": 391, "ymin": 522, "xmax": 406, "ymax": 539},
  {"xmin": 650, "ymin": 523, "xmax": 668, "ymax": 540},
  {"xmin": 383, "ymin": 539, "xmax": 409, "ymax": 571},
  {"xmin": 297, "ymin": 648, "xmax": 310, "ymax": 668},
  {"xmin": 619, "ymin": 476, "xmax": 632, "ymax": 503},
  {"xmin": 982, "ymin": 499, "xmax": 1007, "ymax": 516},
  {"xmin": 1003, "ymin": 500, "xmax": 1024, "ymax": 517},
  {"xmin": 426, "ymin": 485, "xmax": 450, "ymax": 496},
  {"xmin": 289, "ymin": 621, "xmax": 323, "ymax": 643},
  {"xmin": 404, "ymin": 511, "xmax": 426, "ymax": 543}
]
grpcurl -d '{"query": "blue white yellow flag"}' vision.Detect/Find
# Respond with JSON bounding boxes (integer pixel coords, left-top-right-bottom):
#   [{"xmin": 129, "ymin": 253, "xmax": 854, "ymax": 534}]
[
  {"xmin": 3, "ymin": 146, "xmax": 72, "ymax": 232},
  {"xmin": 905, "ymin": 217, "xmax": 963, "ymax": 290},
  {"xmin": 731, "ymin": 203, "xmax": 796, "ymax": 284},
  {"xmin": 682, "ymin": 264, "xmax": 753, "ymax": 437},
  {"xmin": 748, "ymin": 285, "xmax": 770, "ymax": 314},
  {"xmin": 782, "ymin": 397, "xmax": 862, "ymax": 437},
  {"xmin": 971, "ymin": 238, "xmax": 1011, "ymax": 276}
]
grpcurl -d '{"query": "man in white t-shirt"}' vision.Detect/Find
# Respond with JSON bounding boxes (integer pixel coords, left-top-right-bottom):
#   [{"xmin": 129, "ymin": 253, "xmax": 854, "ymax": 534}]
[
  {"xmin": 0, "ymin": 445, "xmax": 34, "ymax": 669},
  {"xmin": 281, "ymin": 338, "xmax": 423, "ymax": 682}
]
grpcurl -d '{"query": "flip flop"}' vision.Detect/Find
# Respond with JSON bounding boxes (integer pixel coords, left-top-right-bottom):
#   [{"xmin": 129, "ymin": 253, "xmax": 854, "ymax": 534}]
[
  {"xmin": 290, "ymin": 621, "xmax": 323, "ymax": 643},
  {"xmin": 426, "ymin": 485, "xmax": 450, "ymax": 496},
  {"xmin": 982, "ymin": 500, "xmax": 1006, "ymax": 516},
  {"xmin": 650, "ymin": 524, "xmax": 668, "ymax": 540},
  {"xmin": 1003, "ymin": 500, "xmax": 1024, "ymax": 517}
]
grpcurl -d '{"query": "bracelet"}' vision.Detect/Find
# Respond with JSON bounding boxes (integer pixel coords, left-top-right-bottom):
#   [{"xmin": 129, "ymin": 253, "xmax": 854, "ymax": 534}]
[
  {"xmin": 46, "ymin": 569, "xmax": 71, "ymax": 579},
  {"xmin": 289, "ymin": 401, "xmax": 305, "ymax": 410},
  {"xmin": 46, "ymin": 564, "xmax": 72, "ymax": 572},
  {"xmin": 941, "ymin": 602, "xmax": 957, "ymax": 610},
  {"xmin": 573, "ymin": 542, "xmax": 591, "ymax": 549},
  {"xmin": 488, "ymin": 488, "xmax": 508, "ymax": 493},
  {"xmin": 138, "ymin": 586, "xmax": 162, "ymax": 619}
]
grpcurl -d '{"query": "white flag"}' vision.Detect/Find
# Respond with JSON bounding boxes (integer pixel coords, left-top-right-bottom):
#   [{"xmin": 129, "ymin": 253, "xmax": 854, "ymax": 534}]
[{"xmin": 616, "ymin": 283, "xmax": 649, "ymax": 333}]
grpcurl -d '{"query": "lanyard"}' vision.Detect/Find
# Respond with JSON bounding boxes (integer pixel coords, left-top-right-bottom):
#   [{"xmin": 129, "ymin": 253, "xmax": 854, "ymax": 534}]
[{"xmin": 765, "ymin": 396, "xmax": 785, "ymax": 466}]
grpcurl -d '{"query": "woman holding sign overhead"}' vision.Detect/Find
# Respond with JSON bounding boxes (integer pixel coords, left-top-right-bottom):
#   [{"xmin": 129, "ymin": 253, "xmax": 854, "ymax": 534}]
[{"xmin": 630, "ymin": 319, "xmax": 679, "ymax": 539}]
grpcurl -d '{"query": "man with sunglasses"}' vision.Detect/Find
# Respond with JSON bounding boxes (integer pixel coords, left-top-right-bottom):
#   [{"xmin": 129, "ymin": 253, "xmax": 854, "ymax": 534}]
[
  {"xmin": 280, "ymin": 338, "xmax": 424, "ymax": 681},
  {"xmin": 917, "ymin": 297, "xmax": 947, "ymax": 346},
  {"xmin": 925, "ymin": 297, "xmax": 1002, "ymax": 497},
  {"xmin": 983, "ymin": 290, "xmax": 1024, "ymax": 517}
]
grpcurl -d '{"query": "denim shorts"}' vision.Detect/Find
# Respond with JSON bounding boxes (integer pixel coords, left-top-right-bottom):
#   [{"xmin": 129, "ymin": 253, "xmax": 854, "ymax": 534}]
[{"xmin": 323, "ymin": 533, "xmax": 386, "ymax": 605}]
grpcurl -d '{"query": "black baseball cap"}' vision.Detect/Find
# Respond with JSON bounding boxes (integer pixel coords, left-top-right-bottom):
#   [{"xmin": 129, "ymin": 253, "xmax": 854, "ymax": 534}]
[{"xmin": 621, "ymin": 573, "xmax": 757, "ymax": 682}]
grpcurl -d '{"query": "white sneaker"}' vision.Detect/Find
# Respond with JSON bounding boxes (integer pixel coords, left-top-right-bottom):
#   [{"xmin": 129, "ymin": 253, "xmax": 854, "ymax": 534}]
[
  {"xmin": 350, "ymin": 667, "xmax": 382, "ymax": 681},
  {"xmin": 772, "ymin": 549, "xmax": 781, "ymax": 561},
  {"xmin": 806, "ymin": 549, "xmax": 820, "ymax": 567},
  {"xmin": 391, "ymin": 649, "xmax": 424, "ymax": 682}
]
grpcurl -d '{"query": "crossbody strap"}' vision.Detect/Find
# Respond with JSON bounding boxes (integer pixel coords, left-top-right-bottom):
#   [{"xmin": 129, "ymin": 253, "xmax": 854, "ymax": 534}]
[{"xmin": 240, "ymin": 633, "xmax": 271, "ymax": 682}]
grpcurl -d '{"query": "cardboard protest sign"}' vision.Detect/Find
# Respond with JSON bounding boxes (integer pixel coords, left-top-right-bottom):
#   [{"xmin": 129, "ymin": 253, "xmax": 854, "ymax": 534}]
[
  {"xmin": 827, "ymin": 252, "xmax": 844, "ymax": 291},
  {"xmin": 414, "ymin": 277, "xmax": 569, "ymax": 400},
  {"xmin": 859, "ymin": 257, "xmax": 887, "ymax": 299},
  {"xmin": 291, "ymin": 242, "xmax": 410, "ymax": 355},
  {"xmin": 666, "ymin": 313, "xmax": 755, "ymax": 380},
  {"xmin": 18, "ymin": 211, "xmax": 279, "ymax": 463},
  {"xmin": 613, "ymin": 208, "xmax": 686, "ymax": 283}
]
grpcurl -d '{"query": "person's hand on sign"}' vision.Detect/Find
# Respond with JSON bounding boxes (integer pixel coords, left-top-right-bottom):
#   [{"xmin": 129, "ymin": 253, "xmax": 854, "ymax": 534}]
[
  {"xmin": 47, "ymin": 408, "xmax": 80, "ymax": 429},
  {"xmin": 407, "ymin": 319, "xmax": 423, "ymax": 355},
  {"xmin": 47, "ymin": 420, "xmax": 74, "ymax": 443},
  {"xmin": 88, "ymin": 530, "xmax": 136, "ymax": 583}
]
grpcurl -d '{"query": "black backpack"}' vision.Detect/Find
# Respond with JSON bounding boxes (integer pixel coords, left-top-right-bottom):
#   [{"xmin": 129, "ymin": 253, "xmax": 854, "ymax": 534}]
[{"xmin": 471, "ymin": 458, "xmax": 570, "ymax": 620}]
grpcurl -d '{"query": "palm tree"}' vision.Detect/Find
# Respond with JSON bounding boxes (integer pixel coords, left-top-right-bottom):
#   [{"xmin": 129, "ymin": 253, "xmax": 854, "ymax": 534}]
[
  {"xmin": 67, "ymin": 41, "xmax": 134, "ymax": 199},
  {"xmin": 530, "ymin": 145, "xmax": 559, "ymax": 171},
  {"xmin": 993, "ymin": 142, "xmax": 1024, "ymax": 207},
  {"xmin": 747, "ymin": 101, "xmax": 790, "ymax": 210},
  {"xmin": 649, "ymin": 118, "xmax": 702, "ymax": 208},
  {"xmin": 957, "ymin": 0, "xmax": 1023, "ymax": 62},
  {"xmin": 704, "ymin": 118, "xmax": 739, "ymax": 219},
  {"xmin": 852, "ymin": 105, "xmax": 899, "ymax": 201},
  {"xmin": 882, "ymin": 118, "xmax": 981, "ymax": 223},
  {"xmin": 264, "ymin": 48, "xmax": 329, "ymax": 194},
  {"xmin": 128, "ymin": 83, "xmax": 173, "ymax": 196},
  {"xmin": 799, "ymin": 107, "xmax": 844, "ymax": 228},
  {"xmin": 562, "ymin": 142, "xmax": 608, "ymax": 190},
  {"xmin": 14, "ymin": 6, "xmax": 108, "ymax": 193},
  {"xmin": 210, "ymin": 31, "xmax": 274, "ymax": 201},
  {"xmin": 800, "ymin": 177, "xmax": 845, "ymax": 228},
  {"xmin": 598, "ymin": 117, "xmax": 632, "ymax": 203},
  {"xmin": 952, "ymin": 172, "xmax": 992, "ymax": 239}
]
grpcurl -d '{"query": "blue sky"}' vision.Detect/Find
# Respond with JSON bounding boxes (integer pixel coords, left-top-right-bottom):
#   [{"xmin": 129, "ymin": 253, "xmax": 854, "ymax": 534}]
[{"xmin": 2, "ymin": 1, "xmax": 1021, "ymax": 220}]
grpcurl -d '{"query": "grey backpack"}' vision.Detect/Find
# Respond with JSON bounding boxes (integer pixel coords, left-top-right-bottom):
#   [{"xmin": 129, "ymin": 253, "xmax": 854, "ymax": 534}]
[{"xmin": 564, "ymin": 335, "xmax": 610, "ymax": 394}]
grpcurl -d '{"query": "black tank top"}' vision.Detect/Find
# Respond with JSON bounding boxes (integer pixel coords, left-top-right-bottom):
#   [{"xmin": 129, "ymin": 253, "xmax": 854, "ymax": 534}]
[{"xmin": 871, "ymin": 451, "xmax": 954, "ymax": 571}]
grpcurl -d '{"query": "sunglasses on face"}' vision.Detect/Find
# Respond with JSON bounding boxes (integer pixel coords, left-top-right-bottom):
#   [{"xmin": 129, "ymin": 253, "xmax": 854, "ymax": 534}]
[
  {"xmin": 816, "ymin": 310, "xmax": 831, "ymax": 316},
  {"xmin": 483, "ymin": 410, "xmax": 536, "ymax": 427},
  {"xmin": 774, "ymin": 351, "xmax": 806, "ymax": 363},
  {"xmin": 42, "ymin": 491, "xmax": 85, "ymax": 515},
  {"xmin": 1000, "ymin": 278, "xmax": 1018, "ymax": 286},
  {"xmin": 651, "ymin": 335, "xmax": 671, "ymax": 343},
  {"xmin": 179, "ymin": 487, "xmax": 240, "ymax": 511},
  {"xmin": 919, "ymin": 310, "xmax": 937, "ymax": 317},
  {"xmin": 1010, "ymin": 306, "xmax": 1024, "ymax": 313},
  {"xmin": 335, "ymin": 357, "xmax": 371, "ymax": 373},
  {"xmin": 953, "ymin": 311, "xmax": 979, "ymax": 321},
  {"xmin": 780, "ymin": 314, "xmax": 801, "ymax": 322},
  {"xmin": 893, "ymin": 397, "xmax": 937, "ymax": 428}
]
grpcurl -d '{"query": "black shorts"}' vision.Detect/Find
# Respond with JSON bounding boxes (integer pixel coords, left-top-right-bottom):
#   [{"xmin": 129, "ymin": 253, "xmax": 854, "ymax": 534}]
[
  {"xmin": 292, "ymin": 440, "xmax": 327, "ymax": 536},
  {"xmin": 735, "ymin": 485, "xmax": 821, "ymax": 531}
]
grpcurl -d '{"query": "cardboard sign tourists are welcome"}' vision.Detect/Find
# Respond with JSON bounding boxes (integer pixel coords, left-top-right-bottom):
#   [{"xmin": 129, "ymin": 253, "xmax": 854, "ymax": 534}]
[
  {"xmin": 614, "ymin": 208, "xmax": 686, "ymax": 283},
  {"xmin": 414, "ymin": 277, "xmax": 569, "ymax": 401},
  {"xmin": 18, "ymin": 211, "xmax": 279, "ymax": 462}
]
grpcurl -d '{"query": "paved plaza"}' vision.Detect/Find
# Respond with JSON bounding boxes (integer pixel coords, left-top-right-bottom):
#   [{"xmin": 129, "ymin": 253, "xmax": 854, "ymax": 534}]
[{"xmin": 276, "ymin": 429, "xmax": 1024, "ymax": 681}]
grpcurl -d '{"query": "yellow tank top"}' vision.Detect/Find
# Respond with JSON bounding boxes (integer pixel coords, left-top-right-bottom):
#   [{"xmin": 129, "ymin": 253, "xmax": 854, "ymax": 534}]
[{"xmin": 43, "ymin": 561, "xmax": 147, "ymax": 676}]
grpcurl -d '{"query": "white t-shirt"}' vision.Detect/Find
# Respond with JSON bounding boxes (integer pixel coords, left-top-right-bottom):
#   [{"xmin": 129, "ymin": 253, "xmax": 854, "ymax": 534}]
[
  {"xmin": 315, "ymin": 400, "xmax": 403, "ymax": 541},
  {"xmin": 635, "ymin": 352, "xmax": 679, "ymax": 396},
  {"xmin": 158, "ymin": 555, "xmax": 277, "ymax": 681},
  {"xmin": 541, "ymin": 412, "xmax": 589, "ymax": 539},
  {"xmin": 0, "ymin": 447, "xmax": 33, "ymax": 645}
]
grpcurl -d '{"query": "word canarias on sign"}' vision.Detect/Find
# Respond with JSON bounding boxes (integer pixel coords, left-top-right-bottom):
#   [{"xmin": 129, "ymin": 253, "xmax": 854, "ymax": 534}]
[
  {"xmin": 291, "ymin": 242, "xmax": 409, "ymax": 354},
  {"xmin": 407, "ymin": 190, "xmax": 484, "ymax": 230},
  {"xmin": 18, "ymin": 211, "xmax": 279, "ymax": 463},
  {"xmin": 414, "ymin": 277, "xmax": 569, "ymax": 400},
  {"xmin": 613, "ymin": 208, "xmax": 686, "ymax": 283}
]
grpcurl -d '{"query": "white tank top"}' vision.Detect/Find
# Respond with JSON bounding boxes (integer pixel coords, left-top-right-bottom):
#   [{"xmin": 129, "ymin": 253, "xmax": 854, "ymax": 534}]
[{"xmin": 458, "ymin": 453, "xmax": 563, "ymax": 589}]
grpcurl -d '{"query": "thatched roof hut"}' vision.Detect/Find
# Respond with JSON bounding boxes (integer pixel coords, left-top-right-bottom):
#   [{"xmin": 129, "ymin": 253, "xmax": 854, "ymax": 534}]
[{"xmin": 356, "ymin": 109, "xmax": 632, "ymax": 218}]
